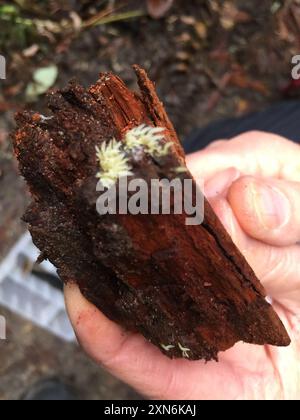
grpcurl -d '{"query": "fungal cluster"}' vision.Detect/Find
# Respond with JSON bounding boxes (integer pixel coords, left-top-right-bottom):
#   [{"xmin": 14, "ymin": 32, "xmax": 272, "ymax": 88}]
[
  {"xmin": 161, "ymin": 342, "xmax": 191, "ymax": 358},
  {"xmin": 124, "ymin": 124, "xmax": 171, "ymax": 156},
  {"xmin": 95, "ymin": 140, "xmax": 133, "ymax": 189},
  {"xmin": 96, "ymin": 124, "xmax": 171, "ymax": 188}
]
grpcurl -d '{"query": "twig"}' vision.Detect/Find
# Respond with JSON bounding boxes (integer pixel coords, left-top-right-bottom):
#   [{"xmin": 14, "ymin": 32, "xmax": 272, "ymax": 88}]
[
  {"xmin": 82, "ymin": 9, "xmax": 146, "ymax": 28},
  {"xmin": 82, "ymin": 1, "xmax": 127, "ymax": 29}
]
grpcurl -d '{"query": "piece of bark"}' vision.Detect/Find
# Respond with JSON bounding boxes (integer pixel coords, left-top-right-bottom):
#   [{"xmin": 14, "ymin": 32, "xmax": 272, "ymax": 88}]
[{"xmin": 12, "ymin": 66, "xmax": 290, "ymax": 361}]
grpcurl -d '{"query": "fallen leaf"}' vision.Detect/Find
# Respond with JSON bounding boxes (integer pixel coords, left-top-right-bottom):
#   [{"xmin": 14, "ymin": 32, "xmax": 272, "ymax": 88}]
[
  {"xmin": 25, "ymin": 65, "xmax": 58, "ymax": 102},
  {"xmin": 230, "ymin": 71, "xmax": 269, "ymax": 95},
  {"xmin": 175, "ymin": 32, "xmax": 192, "ymax": 44},
  {"xmin": 195, "ymin": 22, "xmax": 207, "ymax": 40},
  {"xmin": 173, "ymin": 62, "xmax": 189, "ymax": 73},
  {"xmin": 23, "ymin": 44, "xmax": 39, "ymax": 58},
  {"xmin": 69, "ymin": 11, "xmax": 82, "ymax": 31},
  {"xmin": 33, "ymin": 65, "xmax": 58, "ymax": 88},
  {"xmin": 147, "ymin": 0, "xmax": 174, "ymax": 19},
  {"xmin": 236, "ymin": 98, "xmax": 250, "ymax": 114},
  {"xmin": 209, "ymin": 0, "xmax": 221, "ymax": 13},
  {"xmin": 220, "ymin": 1, "xmax": 252, "ymax": 30},
  {"xmin": 181, "ymin": 15, "xmax": 196, "ymax": 25},
  {"xmin": 277, "ymin": 1, "xmax": 300, "ymax": 44},
  {"xmin": 176, "ymin": 51, "xmax": 190, "ymax": 61},
  {"xmin": 270, "ymin": 1, "xmax": 281, "ymax": 14}
]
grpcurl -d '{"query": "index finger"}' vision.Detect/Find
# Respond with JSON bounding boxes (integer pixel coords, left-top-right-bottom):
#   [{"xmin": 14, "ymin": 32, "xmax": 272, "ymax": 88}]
[{"xmin": 186, "ymin": 131, "xmax": 300, "ymax": 183}]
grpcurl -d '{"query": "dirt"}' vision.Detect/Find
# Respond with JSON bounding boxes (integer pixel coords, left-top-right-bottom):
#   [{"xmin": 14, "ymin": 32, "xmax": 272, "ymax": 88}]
[
  {"xmin": 0, "ymin": 0, "xmax": 299, "ymax": 400},
  {"xmin": 0, "ymin": 157, "xmax": 28, "ymax": 260},
  {"xmin": 0, "ymin": 307, "xmax": 141, "ymax": 400}
]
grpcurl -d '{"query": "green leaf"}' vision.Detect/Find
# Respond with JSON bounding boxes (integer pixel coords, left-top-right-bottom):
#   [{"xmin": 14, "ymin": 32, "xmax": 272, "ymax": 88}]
[
  {"xmin": 33, "ymin": 65, "xmax": 58, "ymax": 88},
  {"xmin": 25, "ymin": 64, "xmax": 58, "ymax": 102},
  {"xmin": 0, "ymin": 5, "xmax": 18, "ymax": 16}
]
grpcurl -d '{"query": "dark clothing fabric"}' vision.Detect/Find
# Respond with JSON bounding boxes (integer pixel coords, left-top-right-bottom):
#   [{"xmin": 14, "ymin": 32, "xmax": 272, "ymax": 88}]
[{"xmin": 184, "ymin": 101, "xmax": 300, "ymax": 154}]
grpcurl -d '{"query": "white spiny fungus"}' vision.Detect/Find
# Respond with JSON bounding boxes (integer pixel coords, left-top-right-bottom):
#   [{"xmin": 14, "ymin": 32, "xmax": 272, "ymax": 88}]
[
  {"xmin": 161, "ymin": 344, "xmax": 175, "ymax": 351},
  {"xmin": 125, "ymin": 124, "xmax": 172, "ymax": 157},
  {"xmin": 39, "ymin": 114, "xmax": 54, "ymax": 122},
  {"xmin": 95, "ymin": 139, "xmax": 133, "ymax": 188},
  {"xmin": 95, "ymin": 125, "xmax": 172, "ymax": 187},
  {"xmin": 178, "ymin": 342, "xmax": 191, "ymax": 358},
  {"xmin": 174, "ymin": 166, "xmax": 188, "ymax": 174}
]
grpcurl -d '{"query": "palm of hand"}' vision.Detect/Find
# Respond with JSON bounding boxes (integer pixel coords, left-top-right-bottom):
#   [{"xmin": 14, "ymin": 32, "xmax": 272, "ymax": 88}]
[{"xmin": 65, "ymin": 132, "xmax": 300, "ymax": 400}]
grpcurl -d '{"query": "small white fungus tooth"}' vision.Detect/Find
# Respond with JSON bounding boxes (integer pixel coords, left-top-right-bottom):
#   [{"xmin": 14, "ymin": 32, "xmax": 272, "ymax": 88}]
[
  {"xmin": 95, "ymin": 139, "xmax": 133, "ymax": 188},
  {"xmin": 174, "ymin": 166, "xmax": 188, "ymax": 174},
  {"xmin": 39, "ymin": 115, "xmax": 54, "ymax": 122},
  {"xmin": 124, "ymin": 124, "xmax": 172, "ymax": 157},
  {"xmin": 161, "ymin": 344, "xmax": 175, "ymax": 351},
  {"xmin": 95, "ymin": 125, "xmax": 173, "ymax": 187},
  {"xmin": 178, "ymin": 342, "xmax": 191, "ymax": 358}
]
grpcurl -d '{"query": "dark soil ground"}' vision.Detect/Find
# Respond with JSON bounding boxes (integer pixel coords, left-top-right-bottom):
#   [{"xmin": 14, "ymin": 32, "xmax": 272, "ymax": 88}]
[
  {"xmin": 0, "ymin": 0, "xmax": 299, "ymax": 400},
  {"xmin": 0, "ymin": 307, "xmax": 141, "ymax": 400}
]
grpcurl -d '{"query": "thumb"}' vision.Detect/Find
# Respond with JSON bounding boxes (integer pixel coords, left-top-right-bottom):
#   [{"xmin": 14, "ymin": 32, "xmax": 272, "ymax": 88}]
[
  {"xmin": 227, "ymin": 176, "xmax": 300, "ymax": 246},
  {"xmin": 208, "ymin": 196, "xmax": 300, "ymax": 312}
]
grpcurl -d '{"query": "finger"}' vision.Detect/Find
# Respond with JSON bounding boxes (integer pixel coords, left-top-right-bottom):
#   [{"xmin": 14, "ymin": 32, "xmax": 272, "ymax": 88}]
[
  {"xmin": 204, "ymin": 167, "xmax": 240, "ymax": 199},
  {"xmin": 209, "ymin": 196, "xmax": 300, "ymax": 312},
  {"xmin": 186, "ymin": 131, "xmax": 300, "ymax": 182},
  {"xmin": 249, "ymin": 243, "xmax": 300, "ymax": 314},
  {"xmin": 206, "ymin": 139, "xmax": 227, "ymax": 149},
  {"xmin": 227, "ymin": 176, "xmax": 300, "ymax": 246},
  {"xmin": 64, "ymin": 282, "xmax": 185, "ymax": 398},
  {"xmin": 64, "ymin": 283, "xmax": 244, "ymax": 399},
  {"xmin": 65, "ymin": 282, "xmax": 132, "ymax": 362}
]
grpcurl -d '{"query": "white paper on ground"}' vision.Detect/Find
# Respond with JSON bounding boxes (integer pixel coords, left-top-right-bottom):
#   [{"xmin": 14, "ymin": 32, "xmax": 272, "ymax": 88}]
[{"xmin": 0, "ymin": 232, "xmax": 75, "ymax": 342}]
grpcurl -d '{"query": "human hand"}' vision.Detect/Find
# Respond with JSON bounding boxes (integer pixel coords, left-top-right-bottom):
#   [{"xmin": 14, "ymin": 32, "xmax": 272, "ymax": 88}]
[{"xmin": 65, "ymin": 131, "xmax": 300, "ymax": 400}]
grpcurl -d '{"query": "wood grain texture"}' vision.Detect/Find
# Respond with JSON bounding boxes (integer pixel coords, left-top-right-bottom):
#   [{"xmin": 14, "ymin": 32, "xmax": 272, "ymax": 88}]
[{"xmin": 12, "ymin": 66, "xmax": 290, "ymax": 360}]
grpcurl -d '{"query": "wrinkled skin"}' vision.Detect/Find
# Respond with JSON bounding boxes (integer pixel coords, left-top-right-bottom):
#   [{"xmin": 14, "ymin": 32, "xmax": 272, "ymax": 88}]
[{"xmin": 65, "ymin": 132, "xmax": 300, "ymax": 400}]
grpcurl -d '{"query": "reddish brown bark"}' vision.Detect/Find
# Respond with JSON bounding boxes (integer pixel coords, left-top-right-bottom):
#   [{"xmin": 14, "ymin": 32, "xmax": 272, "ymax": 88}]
[{"xmin": 12, "ymin": 66, "xmax": 290, "ymax": 361}]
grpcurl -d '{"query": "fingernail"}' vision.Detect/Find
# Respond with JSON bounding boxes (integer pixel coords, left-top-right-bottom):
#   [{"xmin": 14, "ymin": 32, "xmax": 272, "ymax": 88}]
[
  {"xmin": 249, "ymin": 181, "xmax": 291, "ymax": 230},
  {"xmin": 205, "ymin": 167, "xmax": 240, "ymax": 198}
]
